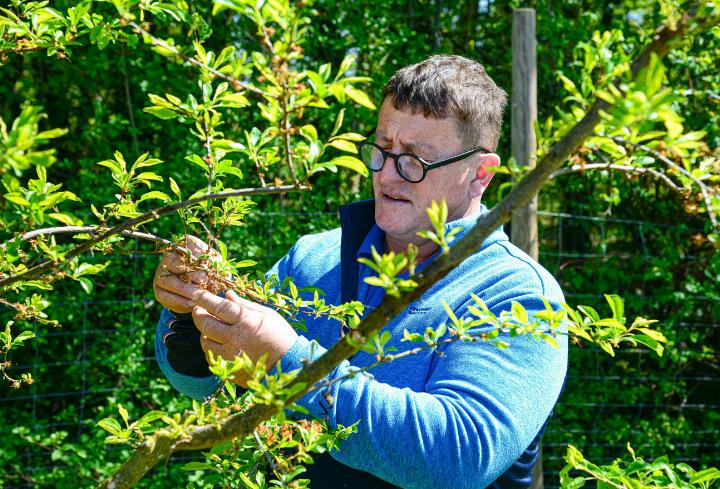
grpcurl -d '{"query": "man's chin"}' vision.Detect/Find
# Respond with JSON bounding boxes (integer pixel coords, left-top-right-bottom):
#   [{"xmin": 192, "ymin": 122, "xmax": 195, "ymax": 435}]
[{"xmin": 376, "ymin": 217, "xmax": 415, "ymax": 241}]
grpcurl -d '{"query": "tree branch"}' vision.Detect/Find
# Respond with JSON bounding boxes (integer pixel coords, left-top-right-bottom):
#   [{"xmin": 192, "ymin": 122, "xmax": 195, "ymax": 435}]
[
  {"xmin": 2, "ymin": 226, "xmax": 178, "ymax": 251},
  {"xmin": 0, "ymin": 185, "xmax": 309, "ymax": 289},
  {"xmin": 128, "ymin": 22, "xmax": 269, "ymax": 99},
  {"xmin": 610, "ymin": 136, "xmax": 719, "ymax": 231},
  {"xmin": 98, "ymin": 7, "xmax": 718, "ymax": 488},
  {"xmin": 550, "ymin": 162, "xmax": 684, "ymax": 193}
]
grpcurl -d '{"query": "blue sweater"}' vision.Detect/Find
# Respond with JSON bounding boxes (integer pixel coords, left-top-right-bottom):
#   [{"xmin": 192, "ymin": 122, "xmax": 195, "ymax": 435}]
[{"xmin": 155, "ymin": 201, "xmax": 567, "ymax": 488}]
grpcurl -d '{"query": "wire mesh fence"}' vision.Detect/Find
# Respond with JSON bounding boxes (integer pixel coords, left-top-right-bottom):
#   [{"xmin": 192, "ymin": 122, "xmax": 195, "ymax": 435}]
[{"xmin": 0, "ymin": 209, "xmax": 717, "ymax": 487}]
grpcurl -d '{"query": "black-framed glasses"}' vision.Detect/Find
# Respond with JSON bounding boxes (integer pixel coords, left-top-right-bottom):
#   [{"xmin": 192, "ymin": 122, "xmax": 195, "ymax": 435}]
[{"xmin": 355, "ymin": 140, "xmax": 491, "ymax": 183}]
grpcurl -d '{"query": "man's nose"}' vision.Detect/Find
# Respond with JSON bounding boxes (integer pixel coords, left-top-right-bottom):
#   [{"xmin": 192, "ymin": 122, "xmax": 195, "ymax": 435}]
[{"xmin": 378, "ymin": 153, "xmax": 405, "ymax": 183}]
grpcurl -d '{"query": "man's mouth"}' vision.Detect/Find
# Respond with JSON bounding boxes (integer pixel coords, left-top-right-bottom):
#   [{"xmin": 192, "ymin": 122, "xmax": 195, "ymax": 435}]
[{"xmin": 381, "ymin": 192, "xmax": 411, "ymax": 203}]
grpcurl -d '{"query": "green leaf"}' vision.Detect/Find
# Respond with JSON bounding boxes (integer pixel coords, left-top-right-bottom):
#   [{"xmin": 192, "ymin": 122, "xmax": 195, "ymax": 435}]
[
  {"xmin": 138, "ymin": 191, "xmax": 170, "ymax": 203},
  {"xmin": 331, "ymin": 108, "xmax": 345, "ymax": 137},
  {"xmin": 442, "ymin": 301, "xmax": 459, "ymax": 325},
  {"xmin": 169, "ymin": 177, "xmax": 181, "ymax": 198},
  {"xmin": 182, "ymin": 462, "xmax": 219, "ymax": 472},
  {"xmin": 144, "ymin": 106, "xmax": 180, "ymax": 120},
  {"xmin": 97, "ymin": 159, "xmax": 123, "ymax": 175},
  {"xmin": 133, "ymin": 156, "xmax": 163, "ymax": 169},
  {"xmin": 36, "ymin": 128, "xmax": 69, "ymax": 140},
  {"xmin": 631, "ymin": 334, "xmax": 664, "ymax": 356},
  {"xmin": 604, "ymin": 294, "xmax": 625, "ymax": 322},
  {"xmin": 11, "ymin": 330, "xmax": 35, "ymax": 348},
  {"xmin": 118, "ymin": 404, "xmax": 129, "ymax": 426},
  {"xmin": 318, "ymin": 62, "xmax": 332, "ymax": 81},
  {"xmin": 345, "ymin": 87, "xmax": 376, "ymax": 109},
  {"xmin": 96, "ymin": 418, "xmax": 122, "ymax": 436},
  {"xmin": 300, "ymin": 124, "xmax": 318, "ymax": 141},
  {"xmin": 565, "ymin": 444, "xmax": 584, "ymax": 467},
  {"xmin": 323, "ymin": 156, "xmax": 367, "ymax": 176},
  {"xmin": 327, "ymin": 139, "xmax": 357, "ymax": 153},
  {"xmin": 219, "ymin": 92, "xmax": 249, "ymax": 107},
  {"xmin": 136, "ymin": 410, "xmax": 166, "ymax": 426},
  {"xmin": 4, "ymin": 193, "xmax": 30, "ymax": 206},
  {"xmin": 134, "ymin": 172, "xmax": 163, "ymax": 182},
  {"xmin": 577, "ymin": 305, "xmax": 600, "ymax": 323},
  {"xmin": 637, "ymin": 327, "xmax": 666, "ymax": 342},
  {"xmin": 690, "ymin": 468, "xmax": 720, "ymax": 484},
  {"xmin": 511, "ymin": 302, "xmax": 528, "ymax": 324},
  {"xmin": 186, "ymin": 154, "xmax": 209, "ymax": 172},
  {"xmin": 333, "ymin": 132, "xmax": 366, "ymax": 141},
  {"xmin": 47, "ymin": 213, "xmax": 82, "ymax": 226},
  {"xmin": 543, "ymin": 335, "xmax": 559, "ymax": 349},
  {"xmin": 77, "ymin": 277, "xmax": 93, "ymax": 294},
  {"xmin": 336, "ymin": 53, "xmax": 357, "ymax": 79}
]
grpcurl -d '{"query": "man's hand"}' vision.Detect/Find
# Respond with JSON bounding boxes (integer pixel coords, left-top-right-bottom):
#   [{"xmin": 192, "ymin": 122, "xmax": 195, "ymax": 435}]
[
  {"xmin": 191, "ymin": 289, "xmax": 299, "ymax": 387},
  {"xmin": 153, "ymin": 235, "xmax": 215, "ymax": 314}
]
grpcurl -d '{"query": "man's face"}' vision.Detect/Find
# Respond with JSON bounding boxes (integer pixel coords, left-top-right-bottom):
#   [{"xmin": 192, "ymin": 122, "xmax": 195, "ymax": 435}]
[{"xmin": 373, "ymin": 98, "xmax": 486, "ymax": 245}]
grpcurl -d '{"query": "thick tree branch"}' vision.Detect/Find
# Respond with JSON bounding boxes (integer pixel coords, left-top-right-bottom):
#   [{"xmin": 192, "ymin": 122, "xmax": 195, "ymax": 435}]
[
  {"xmin": 0, "ymin": 185, "xmax": 309, "ymax": 289},
  {"xmin": 99, "ymin": 7, "xmax": 718, "ymax": 488}
]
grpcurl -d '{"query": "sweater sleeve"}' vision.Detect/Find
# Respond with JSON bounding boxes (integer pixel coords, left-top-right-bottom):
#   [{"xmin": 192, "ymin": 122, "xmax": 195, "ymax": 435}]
[{"xmin": 273, "ymin": 288, "xmax": 568, "ymax": 489}]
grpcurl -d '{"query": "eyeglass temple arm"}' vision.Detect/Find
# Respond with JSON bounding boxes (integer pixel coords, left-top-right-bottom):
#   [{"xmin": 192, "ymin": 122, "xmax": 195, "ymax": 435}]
[{"xmin": 424, "ymin": 147, "xmax": 492, "ymax": 170}]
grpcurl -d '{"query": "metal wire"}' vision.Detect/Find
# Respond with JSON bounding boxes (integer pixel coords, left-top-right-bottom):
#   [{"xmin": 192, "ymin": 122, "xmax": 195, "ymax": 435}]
[{"xmin": 1, "ymin": 210, "xmax": 717, "ymax": 486}]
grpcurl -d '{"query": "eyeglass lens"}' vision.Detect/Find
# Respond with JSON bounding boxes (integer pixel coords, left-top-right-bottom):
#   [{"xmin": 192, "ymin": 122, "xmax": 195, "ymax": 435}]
[{"xmin": 360, "ymin": 143, "xmax": 425, "ymax": 182}]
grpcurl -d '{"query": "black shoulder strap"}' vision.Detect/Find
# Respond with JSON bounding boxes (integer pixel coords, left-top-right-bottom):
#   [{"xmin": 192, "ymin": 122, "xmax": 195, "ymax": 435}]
[{"xmin": 339, "ymin": 199, "xmax": 376, "ymax": 303}]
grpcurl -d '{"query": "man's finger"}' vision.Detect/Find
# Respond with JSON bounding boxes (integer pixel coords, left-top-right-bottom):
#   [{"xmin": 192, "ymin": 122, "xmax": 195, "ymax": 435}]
[
  {"xmin": 193, "ymin": 305, "xmax": 233, "ymax": 343},
  {"xmin": 153, "ymin": 284, "xmax": 193, "ymax": 313},
  {"xmin": 192, "ymin": 290, "xmax": 244, "ymax": 324},
  {"xmin": 184, "ymin": 235, "xmax": 210, "ymax": 256},
  {"xmin": 159, "ymin": 251, "xmax": 191, "ymax": 275},
  {"xmin": 155, "ymin": 273, "xmax": 202, "ymax": 299},
  {"xmin": 184, "ymin": 271, "xmax": 208, "ymax": 284},
  {"xmin": 200, "ymin": 334, "xmax": 233, "ymax": 359},
  {"xmin": 225, "ymin": 289, "xmax": 267, "ymax": 313}
]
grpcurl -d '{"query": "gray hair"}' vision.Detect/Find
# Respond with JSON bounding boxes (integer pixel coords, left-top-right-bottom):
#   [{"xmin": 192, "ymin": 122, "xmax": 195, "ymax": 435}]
[{"xmin": 382, "ymin": 55, "xmax": 508, "ymax": 151}]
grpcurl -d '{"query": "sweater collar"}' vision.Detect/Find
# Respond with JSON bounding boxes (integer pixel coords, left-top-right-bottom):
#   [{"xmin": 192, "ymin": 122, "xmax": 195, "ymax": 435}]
[{"xmin": 356, "ymin": 203, "xmax": 508, "ymax": 259}]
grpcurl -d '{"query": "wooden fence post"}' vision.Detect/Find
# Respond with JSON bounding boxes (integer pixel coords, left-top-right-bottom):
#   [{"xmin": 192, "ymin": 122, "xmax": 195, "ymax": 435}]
[
  {"xmin": 511, "ymin": 8, "xmax": 543, "ymax": 489},
  {"xmin": 511, "ymin": 8, "xmax": 538, "ymax": 259}
]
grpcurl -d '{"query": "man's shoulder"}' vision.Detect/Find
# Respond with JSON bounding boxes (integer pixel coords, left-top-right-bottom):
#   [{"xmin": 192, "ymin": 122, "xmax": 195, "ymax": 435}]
[
  {"xmin": 490, "ymin": 239, "xmax": 558, "ymax": 286},
  {"xmin": 283, "ymin": 227, "xmax": 342, "ymax": 276},
  {"xmin": 292, "ymin": 227, "xmax": 342, "ymax": 254},
  {"xmin": 458, "ymin": 237, "xmax": 563, "ymax": 302}
]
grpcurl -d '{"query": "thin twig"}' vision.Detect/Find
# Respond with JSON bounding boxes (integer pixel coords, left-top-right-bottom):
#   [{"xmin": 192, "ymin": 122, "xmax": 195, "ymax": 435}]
[
  {"xmin": 253, "ymin": 430, "xmax": 280, "ymax": 473},
  {"xmin": 611, "ymin": 136, "xmax": 719, "ymax": 231},
  {"xmin": 551, "ymin": 162, "xmax": 683, "ymax": 193},
  {"xmin": 0, "ymin": 185, "xmax": 309, "ymax": 289},
  {"xmin": 201, "ymin": 119, "xmax": 217, "ymax": 245},
  {"xmin": 128, "ymin": 22, "xmax": 268, "ymax": 98},
  {"xmin": 281, "ymin": 98, "xmax": 299, "ymax": 186},
  {"xmin": 2, "ymin": 226, "xmax": 178, "ymax": 251},
  {"xmin": 121, "ymin": 44, "xmax": 140, "ymax": 155}
]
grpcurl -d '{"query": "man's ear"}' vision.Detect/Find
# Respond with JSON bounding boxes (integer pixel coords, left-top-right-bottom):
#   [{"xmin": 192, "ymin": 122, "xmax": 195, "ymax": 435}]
[{"xmin": 469, "ymin": 153, "xmax": 501, "ymax": 198}]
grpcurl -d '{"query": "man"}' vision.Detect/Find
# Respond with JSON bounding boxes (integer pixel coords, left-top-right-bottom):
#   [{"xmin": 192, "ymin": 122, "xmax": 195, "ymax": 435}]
[{"xmin": 153, "ymin": 55, "xmax": 567, "ymax": 488}]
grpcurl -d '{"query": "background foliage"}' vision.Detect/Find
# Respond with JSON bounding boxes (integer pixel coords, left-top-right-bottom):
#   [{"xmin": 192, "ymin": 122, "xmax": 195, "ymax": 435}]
[{"xmin": 0, "ymin": 0, "xmax": 718, "ymax": 487}]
